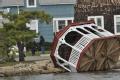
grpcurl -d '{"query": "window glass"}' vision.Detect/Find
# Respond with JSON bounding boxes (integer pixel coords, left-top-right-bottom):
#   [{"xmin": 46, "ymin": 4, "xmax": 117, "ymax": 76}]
[
  {"xmin": 28, "ymin": 0, "xmax": 35, "ymax": 6},
  {"xmin": 58, "ymin": 20, "xmax": 65, "ymax": 30},
  {"xmin": 97, "ymin": 18, "xmax": 102, "ymax": 27},
  {"xmin": 116, "ymin": 17, "xmax": 120, "ymax": 32}
]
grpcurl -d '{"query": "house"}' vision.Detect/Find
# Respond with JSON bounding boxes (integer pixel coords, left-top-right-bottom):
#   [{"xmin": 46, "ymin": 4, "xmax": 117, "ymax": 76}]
[
  {"xmin": 74, "ymin": 0, "xmax": 120, "ymax": 35},
  {"xmin": 0, "ymin": 0, "xmax": 76, "ymax": 42}
]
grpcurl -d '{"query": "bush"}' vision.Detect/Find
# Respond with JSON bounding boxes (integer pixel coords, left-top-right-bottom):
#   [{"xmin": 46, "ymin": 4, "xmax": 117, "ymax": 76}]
[
  {"xmin": 44, "ymin": 42, "xmax": 51, "ymax": 51},
  {"xmin": 26, "ymin": 42, "xmax": 52, "ymax": 51}
]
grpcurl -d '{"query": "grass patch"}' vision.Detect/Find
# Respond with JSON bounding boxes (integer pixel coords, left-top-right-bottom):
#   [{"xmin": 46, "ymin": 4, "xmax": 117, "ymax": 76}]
[{"xmin": 25, "ymin": 51, "xmax": 50, "ymax": 56}]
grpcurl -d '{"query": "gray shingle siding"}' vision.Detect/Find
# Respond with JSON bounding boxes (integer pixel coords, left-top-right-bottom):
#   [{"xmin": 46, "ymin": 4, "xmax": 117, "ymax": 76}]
[
  {"xmin": 39, "ymin": 23, "xmax": 53, "ymax": 42},
  {"xmin": 39, "ymin": 5, "xmax": 74, "ymax": 17}
]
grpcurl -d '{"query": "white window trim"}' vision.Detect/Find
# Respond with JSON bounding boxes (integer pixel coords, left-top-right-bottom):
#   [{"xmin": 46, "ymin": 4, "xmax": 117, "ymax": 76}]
[
  {"xmin": 114, "ymin": 15, "xmax": 120, "ymax": 35},
  {"xmin": 26, "ymin": 0, "xmax": 37, "ymax": 8},
  {"xmin": 88, "ymin": 16, "xmax": 104, "ymax": 28},
  {"xmin": 53, "ymin": 17, "xmax": 74, "ymax": 33}
]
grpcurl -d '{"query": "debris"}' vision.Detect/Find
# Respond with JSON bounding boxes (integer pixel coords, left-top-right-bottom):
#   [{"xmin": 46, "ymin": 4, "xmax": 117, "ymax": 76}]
[{"xmin": 50, "ymin": 21, "xmax": 120, "ymax": 72}]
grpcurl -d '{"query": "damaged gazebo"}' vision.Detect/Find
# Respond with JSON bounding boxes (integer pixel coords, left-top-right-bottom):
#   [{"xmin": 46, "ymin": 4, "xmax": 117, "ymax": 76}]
[{"xmin": 50, "ymin": 21, "xmax": 120, "ymax": 72}]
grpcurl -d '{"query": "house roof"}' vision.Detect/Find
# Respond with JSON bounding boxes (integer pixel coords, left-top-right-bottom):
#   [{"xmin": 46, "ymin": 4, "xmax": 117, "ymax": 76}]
[
  {"xmin": 0, "ymin": 0, "xmax": 24, "ymax": 7},
  {"xmin": 0, "ymin": 0, "xmax": 76, "ymax": 7},
  {"xmin": 39, "ymin": 0, "xmax": 76, "ymax": 5}
]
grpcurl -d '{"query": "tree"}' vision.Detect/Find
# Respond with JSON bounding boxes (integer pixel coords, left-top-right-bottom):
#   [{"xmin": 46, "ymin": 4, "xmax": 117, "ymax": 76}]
[
  {"xmin": 0, "ymin": 29, "xmax": 8, "ymax": 57},
  {"xmin": 2, "ymin": 11, "xmax": 52, "ymax": 61}
]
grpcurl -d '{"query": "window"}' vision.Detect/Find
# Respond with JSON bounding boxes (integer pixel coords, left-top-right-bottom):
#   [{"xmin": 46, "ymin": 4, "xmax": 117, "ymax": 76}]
[
  {"xmin": 58, "ymin": 20, "xmax": 65, "ymax": 30},
  {"xmin": 53, "ymin": 17, "xmax": 74, "ymax": 33},
  {"xmin": 26, "ymin": 0, "xmax": 37, "ymax": 8},
  {"xmin": 114, "ymin": 15, "xmax": 120, "ymax": 34},
  {"xmin": 88, "ymin": 16, "xmax": 104, "ymax": 28},
  {"xmin": 26, "ymin": 20, "xmax": 38, "ymax": 33}
]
